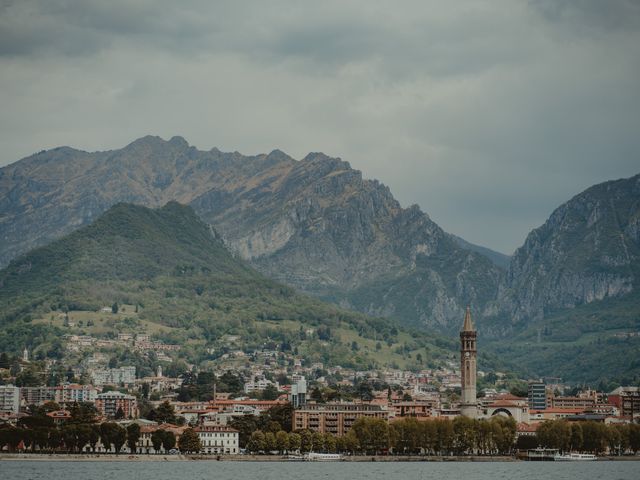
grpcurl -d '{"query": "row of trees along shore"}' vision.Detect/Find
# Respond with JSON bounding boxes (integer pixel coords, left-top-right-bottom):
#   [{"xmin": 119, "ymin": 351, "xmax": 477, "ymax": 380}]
[
  {"xmin": 2, "ymin": 401, "xmax": 640, "ymax": 456},
  {"xmin": 0, "ymin": 402, "xmax": 202, "ymax": 454},
  {"xmin": 246, "ymin": 417, "xmax": 518, "ymax": 455},
  {"xmin": 243, "ymin": 417, "xmax": 640, "ymax": 456}
]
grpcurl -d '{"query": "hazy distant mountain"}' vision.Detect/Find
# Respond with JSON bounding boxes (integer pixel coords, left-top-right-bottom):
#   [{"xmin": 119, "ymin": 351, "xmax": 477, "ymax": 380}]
[
  {"xmin": 502, "ymin": 173, "xmax": 640, "ymax": 323},
  {"xmin": 449, "ymin": 234, "xmax": 510, "ymax": 269},
  {"xmin": 0, "ymin": 136, "xmax": 504, "ymax": 332}
]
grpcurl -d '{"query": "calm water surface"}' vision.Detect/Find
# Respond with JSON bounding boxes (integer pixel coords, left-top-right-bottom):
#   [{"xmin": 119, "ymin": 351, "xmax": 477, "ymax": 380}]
[{"xmin": 0, "ymin": 460, "xmax": 638, "ymax": 480}]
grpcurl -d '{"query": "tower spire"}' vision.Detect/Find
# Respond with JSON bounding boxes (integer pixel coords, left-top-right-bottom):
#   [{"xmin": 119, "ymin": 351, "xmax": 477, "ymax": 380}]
[
  {"xmin": 462, "ymin": 306, "xmax": 474, "ymax": 332},
  {"xmin": 460, "ymin": 306, "xmax": 477, "ymax": 419}
]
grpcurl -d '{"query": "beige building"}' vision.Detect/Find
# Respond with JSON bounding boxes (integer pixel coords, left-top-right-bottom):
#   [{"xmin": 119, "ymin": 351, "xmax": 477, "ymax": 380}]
[
  {"xmin": 293, "ymin": 403, "xmax": 389, "ymax": 436},
  {"xmin": 194, "ymin": 425, "xmax": 239, "ymax": 454}
]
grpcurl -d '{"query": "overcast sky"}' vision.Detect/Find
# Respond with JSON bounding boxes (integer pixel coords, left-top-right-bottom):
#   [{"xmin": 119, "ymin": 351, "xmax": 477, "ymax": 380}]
[{"xmin": 1, "ymin": 0, "xmax": 639, "ymax": 253}]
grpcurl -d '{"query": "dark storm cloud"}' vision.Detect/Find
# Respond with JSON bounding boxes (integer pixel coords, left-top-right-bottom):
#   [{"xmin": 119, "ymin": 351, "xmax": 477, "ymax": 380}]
[
  {"xmin": 530, "ymin": 0, "xmax": 640, "ymax": 31},
  {"xmin": 1, "ymin": 0, "xmax": 639, "ymax": 253}
]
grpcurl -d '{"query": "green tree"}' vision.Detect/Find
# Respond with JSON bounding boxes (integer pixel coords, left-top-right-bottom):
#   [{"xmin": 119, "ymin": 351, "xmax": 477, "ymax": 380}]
[
  {"xmin": 261, "ymin": 384, "xmax": 280, "ymax": 401},
  {"xmin": 265, "ymin": 403, "xmax": 294, "ymax": 432},
  {"xmin": 151, "ymin": 430, "xmax": 164, "ymax": 453},
  {"xmin": 300, "ymin": 429, "xmax": 313, "ymax": 453},
  {"xmin": 570, "ymin": 423, "xmax": 583, "ymax": 452},
  {"xmin": 324, "ymin": 433, "xmax": 337, "ymax": 453},
  {"xmin": 0, "ymin": 352, "xmax": 10, "ymax": 369},
  {"xmin": 246, "ymin": 430, "xmax": 266, "ymax": 453},
  {"xmin": 288, "ymin": 432, "xmax": 301, "ymax": 452},
  {"xmin": 178, "ymin": 427, "xmax": 201, "ymax": 454},
  {"xmin": 162, "ymin": 430, "xmax": 176, "ymax": 451},
  {"xmin": 48, "ymin": 428, "xmax": 62, "ymax": 452},
  {"xmin": 453, "ymin": 416, "xmax": 477, "ymax": 454},
  {"xmin": 62, "ymin": 424, "xmax": 78, "ymax": 452},
  {"xmin": 154, "ymin": 400, "xmax": 177, "ymax": 424},
  {"xmin": 434, "ymin": 419, "xmax": 454, "ymax": 455},
  {"xmin": 88, "ymin": 425, "xmax": 100, "ymax": 453},
  {"xmin": 264, "ymin": 432, "xmax": 276, "ymax": 453},
  {"xmin": 75, "ymin": 424, "xmax": 92, "ymax": 453},
  {"xmin": 112, "ymin": 302, "xmax": 119, "ymax": 314},
  {"xmin": 581, "ymin": 421, "xmax": 608, "ymax": 454},
  {"xmin": 100, "ymin": 422, "xmax": 119, "ymax": 452},
  {"xmin": 229, "ymin": 415, "xmax": 261, "ymax": 448},
  {"xmin": 351, "ymin": 417, "xmax": 389, "ymax": 454},
  {"xmin": 126, "ymin": 423, "xmax": 141, "ymax": 453},
  {"xmin": 112, "ymin": 424, "xmax": 127, "ymax": 454},
  {"xmin": 490, "ymin": 416, "xmax": 516, "ymax": 454},
  {"xmin": 69, "ymin": 402, "xmax": 98, "ymax": 424},
  {"xmin": 311, "ymin": 431, "xmax": 324, "ymax": 452},
  {"xmin": 628, "ymin": 424, "xmax": 640, "ymax": 453}
]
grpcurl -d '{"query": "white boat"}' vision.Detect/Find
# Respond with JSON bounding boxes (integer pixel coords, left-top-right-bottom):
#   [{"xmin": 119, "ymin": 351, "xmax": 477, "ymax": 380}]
[
  {"xmin": 554, "ymin": 453, "xmax": 597, "ymax": 461},
  {"xmin": 305, "ymin": 452, "xmax": 343, "ymax": 461}
]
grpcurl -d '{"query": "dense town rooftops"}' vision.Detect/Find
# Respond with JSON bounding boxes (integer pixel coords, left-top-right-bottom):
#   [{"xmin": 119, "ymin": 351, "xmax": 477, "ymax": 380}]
[{"xmin": 193, "ymin": 425, "xmax": 239, "ymax": 433}]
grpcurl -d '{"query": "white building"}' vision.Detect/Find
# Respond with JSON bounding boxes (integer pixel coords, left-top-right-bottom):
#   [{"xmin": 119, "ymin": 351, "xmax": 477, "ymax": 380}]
[
  {"xmin": 243, "ymin": 377, "xmax": 279, "ymax": 394},
  {"xmin": 54, "ymin": 384, "xmax": 98, "ymax": 404},
  {"xmin": 0, "ymin": 385, "xmax": 21, "ymax": 414},
  {"xmin": 194, "ymin": 425, "xmax": 239, "ymax": 454},
  {"xmin": 91, "ymin": 366, "xmax": 136, "ymax": 386},
  {"xmin": 290, "ymin": 376, "xmax": 307, "ymax": 408}
]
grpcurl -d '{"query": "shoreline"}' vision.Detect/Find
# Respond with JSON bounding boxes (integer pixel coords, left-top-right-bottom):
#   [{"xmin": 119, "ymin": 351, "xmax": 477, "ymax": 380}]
[{"xmin": 1, "ymin": 453, "xmax": 637, "ymax": 462}]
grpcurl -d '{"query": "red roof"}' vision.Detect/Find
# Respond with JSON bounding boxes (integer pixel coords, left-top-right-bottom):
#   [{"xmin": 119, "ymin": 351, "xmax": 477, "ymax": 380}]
[
  {"xmin": 517, "ymin": 422, "xmax": 539, "ymax": 432},
  {"xmin": 530, "ymin": 408, "xmax": 585, "ymax": 414},
  {"xmin": 488, "ymin": 401, "xmax": 522, "ymax": 408}
]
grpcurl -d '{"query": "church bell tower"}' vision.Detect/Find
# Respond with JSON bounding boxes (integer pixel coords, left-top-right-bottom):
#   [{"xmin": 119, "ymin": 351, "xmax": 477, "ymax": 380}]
[{"xmin": 460, "ymin": 306, "xmax": 477, "ymax": 418}]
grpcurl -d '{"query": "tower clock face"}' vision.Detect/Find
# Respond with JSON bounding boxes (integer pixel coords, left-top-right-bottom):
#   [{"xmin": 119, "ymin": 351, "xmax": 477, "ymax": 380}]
[{"xmin": 465, "ymin": 352, "xmax": 470, "ymax": 357}]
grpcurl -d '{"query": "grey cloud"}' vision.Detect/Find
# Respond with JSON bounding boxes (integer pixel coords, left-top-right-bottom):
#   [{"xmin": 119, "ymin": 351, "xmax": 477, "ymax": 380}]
[
  {"xmin": 530, "ymin": 0, "xmax": 640, "ymax": 32},
  {"xmin": 0, "ymin": 0, "xmax": 639, "ymax": 253}
]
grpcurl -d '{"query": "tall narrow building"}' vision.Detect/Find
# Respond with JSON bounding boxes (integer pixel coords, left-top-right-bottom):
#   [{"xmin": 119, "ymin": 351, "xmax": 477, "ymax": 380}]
[{"xmin": 460, "ymin": 306, "xmax": 477, "ymax": 418}]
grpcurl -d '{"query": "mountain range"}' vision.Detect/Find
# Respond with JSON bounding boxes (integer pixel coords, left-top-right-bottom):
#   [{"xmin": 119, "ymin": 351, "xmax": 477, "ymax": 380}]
[
  {"xmin": 1, "ymin": 136, "xmax": 639, "ymax": 383},
  {"xmin": 0, "ymin": 136, "xmax": 504, "ymax": 333},
  {"xmin": 1, "ymin": 201, "xmax": 456, "ymax": 371}
]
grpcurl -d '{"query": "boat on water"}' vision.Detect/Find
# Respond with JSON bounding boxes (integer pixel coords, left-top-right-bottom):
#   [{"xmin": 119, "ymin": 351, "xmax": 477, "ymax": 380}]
[
  {"xmin": 305, "ymin": 452, "xmax": 344, "ymax": 461},
  {"xmin": 526, "ymin": 448, "xmax": 559, "ymax": 461},
  {"xmin": 554, "ymin": 453, "xmax": 597, "ymax": 461},
  {"xmin": 284, "ymin": 454, "xmax": 305, "ymax": 461}
]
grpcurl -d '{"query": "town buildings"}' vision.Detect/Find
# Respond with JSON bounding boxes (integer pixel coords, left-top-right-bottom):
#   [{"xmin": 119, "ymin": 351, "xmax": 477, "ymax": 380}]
[
  {"xmin": 293, "ymin": 402, "xmax": 389, "ymax": 436},
  {"xmin": 95, "ymin": 391, "xmax": 138, "ymax": 419},
  {"xmin": 0, "ymin": 385, "xmax": 20, "ymax": 414},
  {"xmin": 608, "ymin": 386, "xmax": 640, "ymax": 421},
  {"xmin": 91, "ymin": 366, "xmax": 136, "ymax": 386},
  {"xmin": 528, "ymin": 381, "xmax": 547, "ymax": 410},
  {"xmin": 194, "ymin": 425, "xmax": 239, "ymax": 454}
]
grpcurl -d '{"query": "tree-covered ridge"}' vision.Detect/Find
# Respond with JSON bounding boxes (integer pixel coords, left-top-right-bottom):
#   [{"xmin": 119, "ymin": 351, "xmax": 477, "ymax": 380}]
[{"xmin": 0, "ymin": 202, "xmax": 454, "ymax": 370}]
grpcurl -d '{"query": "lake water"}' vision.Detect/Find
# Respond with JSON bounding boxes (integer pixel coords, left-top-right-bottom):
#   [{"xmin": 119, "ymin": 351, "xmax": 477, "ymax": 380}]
[{"xmin": 0, "ymin": 460, "xmax": 638, "ymax": 480}]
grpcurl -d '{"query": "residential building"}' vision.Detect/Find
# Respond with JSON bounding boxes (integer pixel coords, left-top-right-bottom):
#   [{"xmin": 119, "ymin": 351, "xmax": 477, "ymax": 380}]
[
  {"xmin": 53, "ymin": 384, "xmax": 98, "ymax": 405},
  {"xmin": 95, "ymin": 391, "xmax": 138, "ymax": 419},
  {"xmin": 193, "ymin": 425, "xmax": 239, "ymax": 454},
  {"xmin": 390, "ymin": 400, "xmax": 439, "ymax": 419},
  {"xmin": 290, "ymin": 376, "xmax": 307, "ymax": 408},
  {"xmin": 0, "ymin": 385, "xmax": 20, "ymax": 414},
  {"xmin": 528, "ymin": 381, "xmax": 547, "ymax": 410},
  {"xmin": 243, "ymin": 377, "xmax": 279, "ymax": 394},
  {"xmin": 21, "ymin": 386, "xmax": 55, "ymax": 406},
  {"xmin": 293, "ymin": 402, "xmax": 389, "ymax": 437},
  {"xmin": 608, "ymin": 387, "xmax": 640, "ymax": 420},
  {"xmin": 91, "ymin": 366, "xmax": 136, "ymax": 386}
]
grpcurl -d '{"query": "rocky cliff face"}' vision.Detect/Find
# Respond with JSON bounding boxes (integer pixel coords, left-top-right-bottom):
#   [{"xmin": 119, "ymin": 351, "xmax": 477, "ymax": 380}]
[
  {"xmin": 0, "ymin": 136, "xmax": 504, "ymax": 332},
  {"xmin": 502, "ymin": 174, "xmax": 640, "ymax": 323}
]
